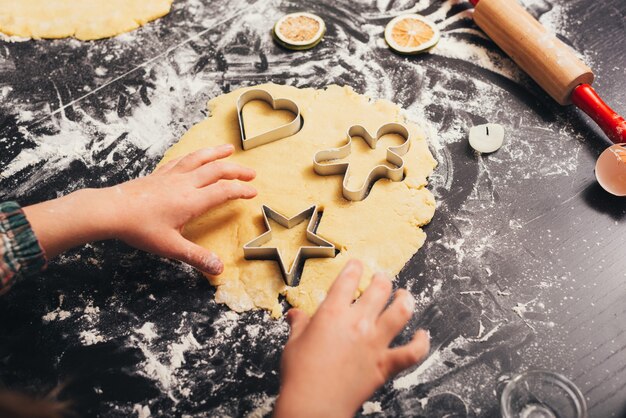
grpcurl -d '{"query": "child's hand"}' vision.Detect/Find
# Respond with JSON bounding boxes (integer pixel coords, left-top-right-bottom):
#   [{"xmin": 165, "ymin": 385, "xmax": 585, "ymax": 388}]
[
  {"xmin": 105, "ymin": 144, "xmax": 256, "ymax": 274},
  {"xmin": 24, "ymin": 144, "xmax": 256, "ymax": 274},
  {"xmin": 274, "ymin": 260, "xmax": 430, "ymax": 418}
]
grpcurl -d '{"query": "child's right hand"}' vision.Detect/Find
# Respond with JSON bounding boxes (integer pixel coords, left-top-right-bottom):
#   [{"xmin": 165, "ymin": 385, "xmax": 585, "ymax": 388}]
[
  {"xmin": 24, "ymin": 144, "xmax": 257, "ymax": 275},
  {"xmin": 103, "ymin": 144, "xmax": 256, "ymax": 275},
  {"xmin": 273, "ymin": 260, "xmax": 430, "ymax": 418}
]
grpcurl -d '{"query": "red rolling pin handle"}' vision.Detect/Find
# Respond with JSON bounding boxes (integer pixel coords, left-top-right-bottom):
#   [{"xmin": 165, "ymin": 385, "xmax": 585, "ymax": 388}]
[
  {"xmin": 468, "ymin": 0, "xmax": 626, "ymax": 144},
  {"xmin": 571, "ymin": 84, "xmax": 626, "ymax": 144}
]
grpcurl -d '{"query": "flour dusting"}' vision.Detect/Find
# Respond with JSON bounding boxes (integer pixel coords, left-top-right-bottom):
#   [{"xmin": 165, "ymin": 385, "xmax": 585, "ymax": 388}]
[
  {"xmin": 132, "ymin": 404, "xmax": 151, "ymax": 418},
  {"xmin": 362, "ymin": 401, "xmax": 383, "ymax": 415},
  {"xmin": 79, "ymin": 329, "xmax": 105, "ymax": 345},
  {"xmin": 0, "ymin": 0, "xmax": 593, "ymax": 415},
  {"xmin": 41, "ymin": 295, "xmax": 72, "ymax": 322}
]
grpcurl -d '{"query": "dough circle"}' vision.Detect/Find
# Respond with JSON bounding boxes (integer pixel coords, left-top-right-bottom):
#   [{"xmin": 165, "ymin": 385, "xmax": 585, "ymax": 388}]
[
  {"xmin": 0, "ymin": 0, "xmax": 174, "ymax": 40},
  {"xmin": 158, "ymin": 84, "xmax": 437, "ymax": 317}
]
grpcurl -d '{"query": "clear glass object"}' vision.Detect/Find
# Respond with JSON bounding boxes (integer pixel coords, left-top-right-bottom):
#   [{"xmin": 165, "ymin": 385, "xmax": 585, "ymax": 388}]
[{"xmin": 500, "ymin": 370, "xmax": 587, "ymax": 418}]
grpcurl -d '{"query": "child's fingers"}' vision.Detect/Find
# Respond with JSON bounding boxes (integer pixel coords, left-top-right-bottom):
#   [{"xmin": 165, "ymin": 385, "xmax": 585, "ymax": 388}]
[
  {"xmin": 164, "ymin": 233, "xmax": 224, "ymax": 275},
  {"xmin": 383, "ymin": 329, "xmax": 430, "ymax": 378},
  {"xmin": 200, "ymin": 181, "xmax": 257, "ymax": 208},
  {"xmin": 376, "ymin": 289, "xmax": 415, "ymax": 344},
  {"xmin": 320, "ymin": 260, "xmax": 363, "ymax": 310},
  {"xmin": 354, "ymin": 273, "xmax": 392, "ymax": 320},
  {"xmin": 172, "ymin": 145, "xmax": 234, "ymax": 173},
  {"xmin": 154, "ymin": 157, "xmax": 183, "ymax": 174},
  {"xmin": 193, "ymin": 161, "xmax": 256, "ymax": 187},
  {"xmin": 286, "ymin": 309, "xmax": 310, "ymax": 341}
]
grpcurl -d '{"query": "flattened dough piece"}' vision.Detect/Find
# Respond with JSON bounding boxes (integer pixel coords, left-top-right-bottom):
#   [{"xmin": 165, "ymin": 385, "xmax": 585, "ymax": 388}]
[
  {"xmin": 158, "ymin": 84, "xmax": 437, "ymax": 318},
  {"xmin": 0, "ymin": 0, "xmax": 174, "ymax": 40}
]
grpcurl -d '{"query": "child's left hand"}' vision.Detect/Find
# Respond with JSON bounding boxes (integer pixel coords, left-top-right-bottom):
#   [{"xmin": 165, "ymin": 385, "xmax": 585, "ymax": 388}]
[
  {"xmin": 274, "ymin": 260, "xmax": 430, "ymax": 418},
  {"xmin": 24, "ymin": 144, "xmax": 256, "ymax": 274}
]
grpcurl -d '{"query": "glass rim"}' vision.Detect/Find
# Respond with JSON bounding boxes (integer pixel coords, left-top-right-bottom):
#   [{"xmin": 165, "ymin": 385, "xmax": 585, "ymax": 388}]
[{"xmin": 500, "ymin": 369, "xmax": 588, "ymax": 418}]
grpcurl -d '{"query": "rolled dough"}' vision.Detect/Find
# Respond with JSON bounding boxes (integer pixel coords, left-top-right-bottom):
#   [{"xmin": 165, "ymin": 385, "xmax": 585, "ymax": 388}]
[
  {"xmin": 0, "ymin": 0, "xmax": 174, "ymax": 40},
  {"xmin": 158, "ymin": 84, "xmax": 437, "ymax": 317}
]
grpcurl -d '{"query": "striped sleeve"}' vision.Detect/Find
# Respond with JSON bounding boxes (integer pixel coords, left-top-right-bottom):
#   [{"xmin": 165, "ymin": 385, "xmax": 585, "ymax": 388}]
[{"xmin": 0, "ymin": 201, "xmax": 47, "ymax": 293}]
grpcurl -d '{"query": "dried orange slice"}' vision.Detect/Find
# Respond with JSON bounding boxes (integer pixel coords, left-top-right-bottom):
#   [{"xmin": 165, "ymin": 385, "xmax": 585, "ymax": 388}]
[
  {"xmin": 384, "ymin": 14, "xmax": 440, "ymax": 55},
  {"xmin": 273, "ymin": 12, "xmax": 326, "ymax": 51}
]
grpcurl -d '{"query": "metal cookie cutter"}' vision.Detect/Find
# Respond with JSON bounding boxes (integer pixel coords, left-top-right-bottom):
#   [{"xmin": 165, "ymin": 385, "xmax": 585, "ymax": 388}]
[
  {"xmin": 243, "ymin": 205, "xmax": 335, "ymax": 287},
  {"xmin": 313, "ymin": 122, "xmax": 411, "ymax": 201},
  {"xmin": 237, "ymin": 89, "xmax": 302, "ymax": 150}
]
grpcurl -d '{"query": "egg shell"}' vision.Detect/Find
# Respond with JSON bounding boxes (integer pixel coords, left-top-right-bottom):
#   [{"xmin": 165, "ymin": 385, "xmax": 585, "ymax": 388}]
[{"xmin": 595, "ymin": 143, "xmax": 626, "ymax": 196}]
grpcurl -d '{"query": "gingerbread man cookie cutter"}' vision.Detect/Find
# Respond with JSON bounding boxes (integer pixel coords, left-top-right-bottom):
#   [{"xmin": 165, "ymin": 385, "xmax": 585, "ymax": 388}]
[
  {"xmin": 237, "ymin": 89, "xmax": 303, "ymax": 150},
  {"xmin": 243, "ymin": 205, "xmax": 336, "ymax": 287},
  {"xmin": 313, "ymin": 122, "xmax": 411, "ymax": 201}
]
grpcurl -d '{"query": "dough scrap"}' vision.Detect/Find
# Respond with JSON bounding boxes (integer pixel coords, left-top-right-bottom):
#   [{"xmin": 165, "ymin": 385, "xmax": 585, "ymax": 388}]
[
  {"xmin": 158, "ymin": 84, "xmax": 437, "ymax": 317},
  {"xmin": 0, "ymin": 0, "xmax": 174, "ymax": 40}
]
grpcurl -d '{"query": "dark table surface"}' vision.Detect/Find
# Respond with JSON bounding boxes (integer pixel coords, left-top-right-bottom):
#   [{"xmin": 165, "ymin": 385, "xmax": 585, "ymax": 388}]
[{"xmin": 1, "ymin": 0, "xmax": 625, "ymax": 416}]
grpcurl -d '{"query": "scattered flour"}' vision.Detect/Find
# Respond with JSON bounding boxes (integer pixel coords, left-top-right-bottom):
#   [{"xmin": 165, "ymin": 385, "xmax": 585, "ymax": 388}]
[
  {"xmin": 512, "ymin": 298, "xmax": 538, "ymax": 320},
  {"xmin": 41, "ymin": 295, "xmax": 72, "ymax": 322},
  {"xmin": 42, "ymin": 309, "xmax": 72, "ymax": 322},
  {"xmin": 81, "ymin": 303, "xmax": 101, "ymax": 323},
  {"xmin": 135, "ymin": 337, "xmax": 175, "ymax": 389},
  {"xmin": 471, "ymin": 322, "xmax": 502, "ymax": 342},
  {"xmin": 136, "ymin": 322, "xmax": 159, "ymax": 343},
  {"xmin": 134, "ymin": 326, "xmax": 203, "ymax": 393},
  {"xmin": 394, "ymin": 346, "xmax": 444, "ymax": 390},
  {"xmin": 83, "ymin": 304, "xmax": 100, "ymax": 315},
  {"xmin": 212, "ymin": 310, "xmax": 240, "ymax": 337},
  {"xmin": 362, "ymin": 401, "xmax": 383, "ymax": 415},
  {"xmin": 132, "ymin": 404, "xmax": 151, "ymax": 418},
  {"xmin": 94, "ymin": 67, "xmax": 108, "ymax": 76},
  {"xmin": 170, "ymin": 331, "xmax": 202, "ymax": 369},
  {"xmin": 245, "ymin": 395, "xmax": 276, "ymax": 418},
  {"xmin": 79, "ymin": 329, "xmax": 105, "ymax": 345},
  {"xmin": 245, "ymin": 323, "xmax": 263, "ymax": 339}
]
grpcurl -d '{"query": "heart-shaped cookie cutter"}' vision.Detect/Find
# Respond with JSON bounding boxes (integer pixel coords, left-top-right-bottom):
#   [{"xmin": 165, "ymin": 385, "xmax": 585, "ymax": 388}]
[
  {"xmin": 243, "ymin": 205, "xmax": 336, "ymax": 287},
  {"xmin": 237, "ymin": 89, "xmax": 302, "ymax": 150},
  {"xmin": 313, "ymin": 122, "xmax": 411, "ymax": 201}
]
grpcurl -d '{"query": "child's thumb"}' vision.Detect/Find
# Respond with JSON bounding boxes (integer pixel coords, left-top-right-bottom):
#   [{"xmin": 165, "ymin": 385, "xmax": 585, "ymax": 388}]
[
  {"xmin": 167, "ymin": 234, "xmax": 224, "ymax": 275},
  {"xmin": 286, "ymin": 309, "xmax": 310, "ymax": 340}
]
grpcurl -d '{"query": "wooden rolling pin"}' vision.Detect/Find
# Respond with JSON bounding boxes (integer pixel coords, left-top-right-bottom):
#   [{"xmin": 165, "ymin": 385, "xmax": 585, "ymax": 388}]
[{"xmin": 469, "ymin": 0, "xmax": 626, "ymax": 144}]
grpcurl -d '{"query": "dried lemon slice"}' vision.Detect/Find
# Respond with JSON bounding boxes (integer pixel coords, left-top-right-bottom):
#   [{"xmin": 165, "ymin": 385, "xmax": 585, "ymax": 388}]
[
  {"xmin": 273, "ymin": 12, "xmax": 326, "ymax": 51},
  {"xmin": 384, "ymin": 14, "xmax": 440, "ymax": 54}
]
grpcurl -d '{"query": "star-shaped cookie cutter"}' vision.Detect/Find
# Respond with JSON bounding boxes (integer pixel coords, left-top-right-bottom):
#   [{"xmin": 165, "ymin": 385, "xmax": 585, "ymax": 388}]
[
  {"xmin": 237, "ymin": 89, "xmax": 303, "ymax": 150},
  {"xmin": 313, "ymin": 122, "xmax": 411, "ymax": 201},
  {"xmin": 243, "ymin": 205, "xmax": 336, "ymax": 287}
]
